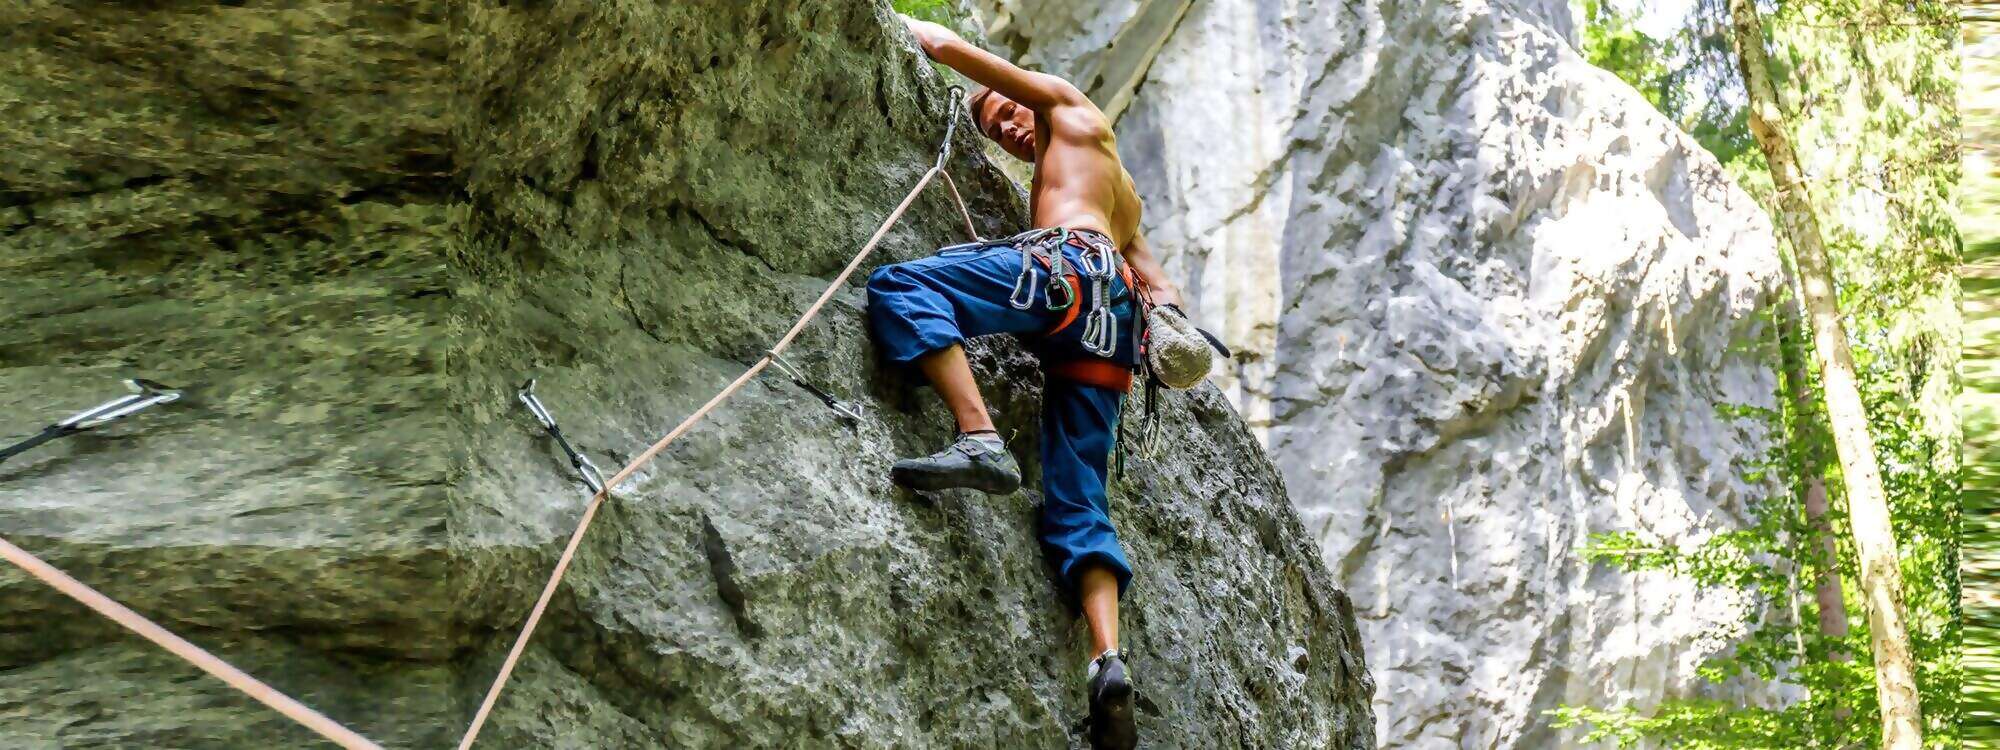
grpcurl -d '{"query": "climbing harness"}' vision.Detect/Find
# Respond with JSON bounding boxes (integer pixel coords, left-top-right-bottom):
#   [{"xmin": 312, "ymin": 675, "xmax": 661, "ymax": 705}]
[
  {"xmin": 0, "ymin": 379, "xmax": 182, "ymax": 466},
  {"xmin": 454, "ymin": 85, "xmax": 981, "ymax": 750},
  {"xmin": 764, "ymin": 352, "xmax": 865, "ymax": 424},
  {"xmin": 517, "ymin": 379, "xmax": 609, "ymax": 495},
  {"xmin": 999, "ymin": 227, "xmax": 1134, "ymax": 357}
]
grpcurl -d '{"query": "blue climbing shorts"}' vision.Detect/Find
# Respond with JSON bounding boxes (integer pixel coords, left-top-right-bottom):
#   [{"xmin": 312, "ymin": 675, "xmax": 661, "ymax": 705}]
[{"xmin": 865, "ymin": 233, "xmax": 1139, "ymax": 598}]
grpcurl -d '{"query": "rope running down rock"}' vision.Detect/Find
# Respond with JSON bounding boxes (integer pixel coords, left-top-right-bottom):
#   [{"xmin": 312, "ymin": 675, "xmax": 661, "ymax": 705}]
[
  {"xmin": 0, "ymin": 85, "xmax": 979, "ymax": 750},
  {"xmin": 454, "ymin": 87, "xmax": 979, "ymax": 749},
  {"xmin": 0, "ymin": 536, "xmax": 385, "ymax": 750}
]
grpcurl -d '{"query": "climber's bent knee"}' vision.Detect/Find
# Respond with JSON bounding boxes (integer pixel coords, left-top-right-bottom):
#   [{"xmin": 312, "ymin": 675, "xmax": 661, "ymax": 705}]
[{"xmin": 867, "ymin": 263, "xmax": 967, "ymax": 364}]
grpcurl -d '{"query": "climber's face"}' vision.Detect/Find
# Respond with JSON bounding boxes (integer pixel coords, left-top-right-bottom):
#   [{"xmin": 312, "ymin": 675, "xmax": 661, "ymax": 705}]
[{"xmin": 970, "ymin": 88, "xmax": 1037, "ymax": 162}]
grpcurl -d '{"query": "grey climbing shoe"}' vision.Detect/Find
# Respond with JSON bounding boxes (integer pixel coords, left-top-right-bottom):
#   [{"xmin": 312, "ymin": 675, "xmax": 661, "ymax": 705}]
[
  {"xmin": 890, "ymin": 432, "xmax": 1021, "ymax": 494},
  {"xmin": 1087, "ymin": 649, "xmax": 1136, "ymax": 749}
]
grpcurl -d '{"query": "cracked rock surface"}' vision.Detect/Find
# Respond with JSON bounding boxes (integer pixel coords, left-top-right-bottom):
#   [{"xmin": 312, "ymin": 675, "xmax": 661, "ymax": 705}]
[
  {"xmin": 973, "ymin": 0, "xmax": 1785, "ymax": 746},
  {"xmin": 0, "ymin": 1, "xmax": 1371, "ymax": 747}
]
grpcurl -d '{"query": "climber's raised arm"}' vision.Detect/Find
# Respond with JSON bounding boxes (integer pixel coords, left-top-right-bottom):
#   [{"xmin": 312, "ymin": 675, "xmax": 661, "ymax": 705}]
[
  {"xmin": 1120, "ymin": 233, "xmax": 1183, "ymax": 309},
  {"xmin": 901, "ymin": 16, "xmax": 1085, "ymax": 112}
]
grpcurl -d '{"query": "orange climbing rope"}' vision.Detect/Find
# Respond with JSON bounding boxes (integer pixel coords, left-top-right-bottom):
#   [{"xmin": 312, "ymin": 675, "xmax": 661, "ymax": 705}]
[
  {"xmin": 0, "ymin": 536, "xmax": 384, "ymax": 750},
  {"xmin": 0, "ymin": 87, "xmax": 979, "ymax": 750},
  {"xmin": 453, "ymin": 88, "xmax": 980, "ymax": 749}
]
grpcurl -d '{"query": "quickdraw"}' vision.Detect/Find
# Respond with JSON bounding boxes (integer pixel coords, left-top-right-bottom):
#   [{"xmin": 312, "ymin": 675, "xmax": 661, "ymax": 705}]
[
  {"xmin": 516, "ymin": 379, "xmax": 609, "ymax": 495},
  {"xmin": 1077, "ymin": 236, "xmax": 1119, "ymax": 357},
  {"xmin": 764, "ymin": 351, "xmax": 865, "ymax": 424},
  {"xmin": 0, "ymin": 379, "xmax": 182, "ymax": 466},
  {"xmin": 1006, "ymin": 226, "xmax": 1075, "ymax": 312}
]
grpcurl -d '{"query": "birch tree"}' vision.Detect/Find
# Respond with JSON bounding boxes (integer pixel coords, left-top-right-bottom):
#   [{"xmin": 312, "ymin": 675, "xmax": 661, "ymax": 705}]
[{"xmin": 1724, "ymin": 1, "xmax": 1924, "ymax": 746}]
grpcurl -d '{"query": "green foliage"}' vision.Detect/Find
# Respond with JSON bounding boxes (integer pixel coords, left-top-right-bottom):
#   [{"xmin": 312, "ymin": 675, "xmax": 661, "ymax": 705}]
[
  {"xmin": 890, "ymin": 0, "xmax": 958, "ymax": 25},
  {"xmin": 1567, "ymin": 374, "xmax": 1960, "ymax": 746},
  {"xmin": 1551, "ymin": 698, "xmax": 1844, "ymax": 750},
  {"xmin": 1580, "ymin": 0, "xmax": 1676, "ymax": 112},
  {"xmin": 1959, "ymin": 15, "xmax": 2000, "ymax": 745},
  {"xmin": 889, "ymin": 0, "xmax": 977, "ymax": 82},
  {"xmin": 1563, "ymin": 4, "xmax": 1963, "ymax": 746},
  {"xmin": 1577, "ymin": 0, "xmax": 1760, "ymax": 166}
]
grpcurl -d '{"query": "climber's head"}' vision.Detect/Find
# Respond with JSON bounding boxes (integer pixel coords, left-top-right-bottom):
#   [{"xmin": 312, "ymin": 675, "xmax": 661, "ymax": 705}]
[{"xmin": 968, "ymin": 86, "xmax": 1036, "ymax": 162}]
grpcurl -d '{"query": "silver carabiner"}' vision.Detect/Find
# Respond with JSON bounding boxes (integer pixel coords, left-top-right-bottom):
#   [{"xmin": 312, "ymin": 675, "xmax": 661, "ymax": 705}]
[
  {"xmin": 1080, "ymin": 243, "xmax": 1115, "ymax": 278},
  {"xmin": 57, "ymin": 379, "xmax": 182, "ymax": 430},
  {"xmin": 1082, "ymin": 305, "xmax": 1118, "ymax": 357},
  {"xmin": 935, "ymin": 240, "xmax": 985, "ymax": 256},
  {"xmin": 1009, "ymin": 249, "xmax": 1041, "ymax": 310}
]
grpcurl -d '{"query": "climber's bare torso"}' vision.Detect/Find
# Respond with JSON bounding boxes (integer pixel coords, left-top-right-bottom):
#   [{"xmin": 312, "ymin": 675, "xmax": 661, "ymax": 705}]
[{"xmin": 981, "ymin": 97, "xmax": 1143, "ymax": 247}]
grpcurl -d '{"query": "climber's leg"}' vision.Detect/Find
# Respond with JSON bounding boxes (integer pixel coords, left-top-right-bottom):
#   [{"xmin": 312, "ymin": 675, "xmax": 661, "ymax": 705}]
[
  {"xmin": 1078, "ymin": 564, "xmax": 1120, "ymax": 653},
  {"xmin": 916, "ymin": 344, "xmax": 993, "ymax": 433},
  {"xmin": 884, "ymin": 344, "xmax": 1023, "ymax": 492},
  {"xmin": 866, "ymin": 246, "xmax": 1053, "ymax": 359},
  {"xmin": 1037, "ymin": 374, "xmax": 1137, "ymax": 747},
  {"xmin": 1036, "ymin": 374, "xmax": 1132, "ymax": 596},
  {"xmin": 866, "ymin": 246, "xmax": 1054, "ymax": 493}
]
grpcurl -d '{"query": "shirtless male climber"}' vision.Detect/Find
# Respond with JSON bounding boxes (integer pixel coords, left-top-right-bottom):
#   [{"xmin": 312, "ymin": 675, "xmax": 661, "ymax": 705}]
[{"xmin": 865, "ymin": 16, "xmax": 1191, "ymax": 748}]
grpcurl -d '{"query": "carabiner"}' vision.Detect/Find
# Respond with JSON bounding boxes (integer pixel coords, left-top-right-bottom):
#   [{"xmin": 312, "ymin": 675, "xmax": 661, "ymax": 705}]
[
  {"xmin": 935, "ymin": 240, "xmax": 986, "ymax": 256},
  {"xmin": 1044, "ymin": 272, "xmax": 1076, "ymax": 312},
  {"xmin": 1080, "ymin": 243, "xmax": 1116, "ymax": 278},
  {"xmin": 1009, "ymin": 259, "xmax": 1041, "ymax": 310},
  {"xmin": 1082, "ymin": 305, "xmax": 1118, "ymax": 357}
]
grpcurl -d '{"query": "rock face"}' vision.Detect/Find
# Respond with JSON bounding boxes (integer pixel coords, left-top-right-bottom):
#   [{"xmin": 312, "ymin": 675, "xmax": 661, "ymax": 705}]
[
  {"xmin": 0, "ymin": 1, "xmax": 1371, "ymax": 748},
  {"xmin": 973, "ymin": 0, "xmax": 1785, "ymax": 746}
]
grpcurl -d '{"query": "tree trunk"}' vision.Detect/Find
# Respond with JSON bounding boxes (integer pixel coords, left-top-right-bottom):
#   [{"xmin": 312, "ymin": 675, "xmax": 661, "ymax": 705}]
[
  {"xmin": 1778, "ymin": 290, "xmax": 1857, "ymax": 738},
  {"xmin": 1775, "ymin": 284, "xmax": 1853, "ymax": 646},
  {"xmin": 1726, "ymin": 1, "xmax": 1923, "ymax": 747}
]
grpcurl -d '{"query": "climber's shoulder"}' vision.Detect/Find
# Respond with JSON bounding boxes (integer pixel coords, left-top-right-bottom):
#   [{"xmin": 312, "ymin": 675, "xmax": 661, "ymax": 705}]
[{"xmin": 1043, "ymin": 97, "xmax": 1114, "ymax": 144}]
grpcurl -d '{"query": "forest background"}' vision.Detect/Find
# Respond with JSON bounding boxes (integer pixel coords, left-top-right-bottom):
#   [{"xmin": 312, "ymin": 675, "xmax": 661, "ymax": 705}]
[{"xmin": 1561, "ymin": 1, "xmax": 1981, "ymax": 747}]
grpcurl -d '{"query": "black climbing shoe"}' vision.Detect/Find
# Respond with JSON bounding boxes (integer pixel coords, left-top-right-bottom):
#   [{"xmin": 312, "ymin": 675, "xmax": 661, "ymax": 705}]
[
  {"xmin": 1087, "ymin": 649, "xmax": 1136, "ymax": 749},
  {"xmin": 890, "ymin": 432, "xmax": 1021, "ymax": 494}
]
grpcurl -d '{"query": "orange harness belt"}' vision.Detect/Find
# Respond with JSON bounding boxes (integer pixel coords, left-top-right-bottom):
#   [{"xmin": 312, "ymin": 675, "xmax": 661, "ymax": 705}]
[{"xmin": 1047, "ymin": 357, "xmax": 1135, "ymax": 393}]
